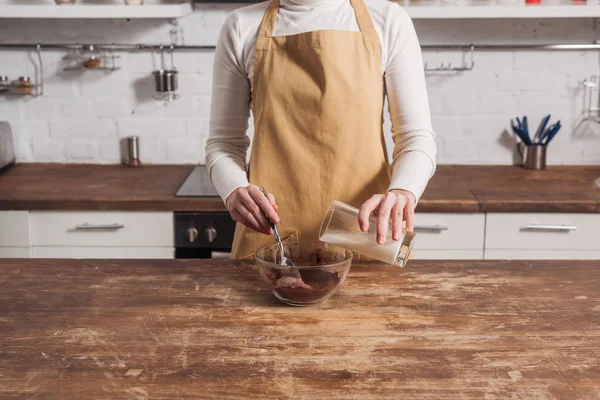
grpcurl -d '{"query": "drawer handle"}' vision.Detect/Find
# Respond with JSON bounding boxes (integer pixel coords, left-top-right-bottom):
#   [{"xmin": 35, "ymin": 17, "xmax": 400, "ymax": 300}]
[
  {"xmin": 74, "ymin": 223, "xmax": 125, "ymax": 231},
  {"xmin": 521, "ymin": 224, "xmax": 577, "ymax": 232},
  {"xmin": 414, "ymin": 225, "xmax": 449, "ymax": 232}
]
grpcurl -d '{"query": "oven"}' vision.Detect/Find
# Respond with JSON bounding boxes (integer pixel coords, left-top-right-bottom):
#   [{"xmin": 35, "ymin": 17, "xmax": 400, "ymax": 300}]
[
  {"xmin": 174, "ymin": 212, "xmax": 236, "ymax": 259},
  {"xmin": 174, "ymin": 165, "xmax": 236, "ymax": 259}
]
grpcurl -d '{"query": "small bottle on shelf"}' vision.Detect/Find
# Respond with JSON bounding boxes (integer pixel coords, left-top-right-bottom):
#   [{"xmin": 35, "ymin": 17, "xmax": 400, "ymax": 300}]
[{"xmin": 13, "ymin": 77, "xmax": 34, "ymax": 95}]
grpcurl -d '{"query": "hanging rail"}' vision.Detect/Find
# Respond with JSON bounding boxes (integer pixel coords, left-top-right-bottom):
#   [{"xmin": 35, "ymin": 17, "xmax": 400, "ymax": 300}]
[{"xmin": 1, "ymin": 42, "xmax": 600, "ymax": 51}]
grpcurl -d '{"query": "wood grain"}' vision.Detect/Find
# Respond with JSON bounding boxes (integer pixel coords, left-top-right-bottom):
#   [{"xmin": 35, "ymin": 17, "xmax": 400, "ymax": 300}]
[
  {"xmin": 0, "ymin": 258, "xmax": 599, "ymax": 399},
  {"xmin": 0, "ymin": 163, "xmax": 226, "ymax": 212},
  {"xmin": 0, "ymin": 164, "xmax": 598, "ymax": 213},
  {"xmin": 462, "ymin": 165, "xmax": 600, "ymax": 213}
]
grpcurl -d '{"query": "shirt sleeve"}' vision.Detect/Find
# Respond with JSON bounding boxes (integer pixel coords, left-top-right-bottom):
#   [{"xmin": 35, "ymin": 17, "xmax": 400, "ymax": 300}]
[
  {"xmin": 205, "ymin": 11, "xmax": 252, "ymax": 203},
  {"xmin": 383, "ymin": 4, "xmax": 437, "ymax": 202}
]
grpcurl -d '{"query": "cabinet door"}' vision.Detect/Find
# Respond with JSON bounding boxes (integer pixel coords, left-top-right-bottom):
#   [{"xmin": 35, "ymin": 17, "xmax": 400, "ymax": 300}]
[
  {"xmin": 0, "ymin": 211, "xmax": 30, "ymax": 247},
  {"xmin": 485, "ymin": 250, "xmax": 600, "ymax": 260},
  {"xmin": 32, "ymin": 247, "xmax": 174, "ymax": 259},
  {"xmin": 486, "ymin": 213, "xmax": 600, "ymax": 250},
  {"xmin": 31, "ymin": 212, "xmax": 173, "ymax": 247},
  {"xmin": 0, "ymin": 247, "xmax": 31, "ymax": 258},
  {"xmin": 413, "ymin": 213, "xmax": 485, "ymax": 250},
  {"xmin": 413, "ymin": 249, "xmax": 483, "ymax": 260}
]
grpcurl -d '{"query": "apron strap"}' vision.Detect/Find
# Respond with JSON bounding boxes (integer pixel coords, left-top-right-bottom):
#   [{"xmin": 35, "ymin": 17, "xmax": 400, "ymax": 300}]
[
  {"xmin": 256, "ymin": 0, "xmax": 280, "ymax": 50},
  {"xmin": 256, "ymin": 0, "xmax": 375, "ymax": 49},
  {"xmin": 350, "ymin": 0, "xmax": 375, "ymax": 33}
]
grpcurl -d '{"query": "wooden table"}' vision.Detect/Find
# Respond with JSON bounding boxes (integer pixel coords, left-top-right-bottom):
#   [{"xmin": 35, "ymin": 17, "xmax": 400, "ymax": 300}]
[{"xmin": 1, "ymin": 259, "xmax": 599, "ymax": 399}]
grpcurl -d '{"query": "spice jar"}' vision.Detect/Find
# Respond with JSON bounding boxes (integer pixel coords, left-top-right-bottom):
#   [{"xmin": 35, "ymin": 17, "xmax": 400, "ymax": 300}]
[
  {"xmin": 81, "ymin": 45, "xmax": 102, "ymax": 69},
  {"xmin": 83, "ymin": 56, "xmax": 101, "ymax": 69},
  {"xmin": 0, "ymin": 76, "xmax": 9, "ymax": 93},
  {"xmin": 55, "ymin": 0, "xmax": 76, "ymax": 4},
  {"xmin": 14, "ymin": 77, "xmax": 34, "ymax": 95}
]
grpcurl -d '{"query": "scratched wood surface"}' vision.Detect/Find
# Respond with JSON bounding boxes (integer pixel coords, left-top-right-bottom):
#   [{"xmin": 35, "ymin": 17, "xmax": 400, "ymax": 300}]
[
  {"xmin": 1, "ymin": 164, "xmax": 598, "ymax": 212},
  {"xmin": 1, "ymin": 259, "xmax": 599, "ymax": 399}
]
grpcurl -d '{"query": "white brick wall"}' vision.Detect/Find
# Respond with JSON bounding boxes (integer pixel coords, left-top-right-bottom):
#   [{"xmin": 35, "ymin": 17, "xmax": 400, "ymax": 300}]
[{"xmin": 0, "ymin": 4, "xmax": 599, "ymax": 165}]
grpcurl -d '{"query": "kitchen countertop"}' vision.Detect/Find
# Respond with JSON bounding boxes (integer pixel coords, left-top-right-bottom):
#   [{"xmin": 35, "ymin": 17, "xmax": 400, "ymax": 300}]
[
  {"xmin": 1, "ymin": 258, "xmax": 598, "ymax": 398},
  {"xmin": 0, "ymin": 163, "xmax": 598, "ymax": 212}
]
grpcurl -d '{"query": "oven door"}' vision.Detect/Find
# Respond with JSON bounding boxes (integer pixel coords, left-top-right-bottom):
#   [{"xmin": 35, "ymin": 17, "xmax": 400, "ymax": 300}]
[{"xmin": 174, "ymin": 212, "xmax": 236, "ymax": 259}]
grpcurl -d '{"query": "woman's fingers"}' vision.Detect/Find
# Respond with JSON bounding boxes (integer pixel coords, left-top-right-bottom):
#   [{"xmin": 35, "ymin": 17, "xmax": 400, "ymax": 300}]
[
  {"xmin": 358, "ymin": 195, "xmax": 382, "ymax": 232},
  {"xmin": 391, "ymin": 202, "xmax": 404, "ymax": 241},
  {"xmin": 404, "ymin": 201, "xmax": 415, "ymax": 233},
  {"xmin": 240, "ymin": 192, "xmax": 272, "ymax": 234},
  {"xmin": 248, "ymin": 186, "xmax": 279, "ymax": 224},
  {"xmin": 231, "ymin": 204, "xmax": 263, "ymax": 233},
  {"xmin": 376, "ymin": 193, "xmax": 398, "ymax": 243}
]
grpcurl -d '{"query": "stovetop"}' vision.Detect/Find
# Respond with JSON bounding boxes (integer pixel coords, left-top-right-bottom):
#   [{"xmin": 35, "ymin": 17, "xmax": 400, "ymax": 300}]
[{"xmin": 175, "ymin": 165, "xmax": 219, "ymax": 197}]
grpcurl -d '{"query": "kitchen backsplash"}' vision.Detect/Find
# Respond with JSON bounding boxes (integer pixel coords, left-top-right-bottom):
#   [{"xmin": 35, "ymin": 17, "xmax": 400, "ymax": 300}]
[{"xmin": 0, "ymin": 3, "xmax": 599, "ymax": 165}]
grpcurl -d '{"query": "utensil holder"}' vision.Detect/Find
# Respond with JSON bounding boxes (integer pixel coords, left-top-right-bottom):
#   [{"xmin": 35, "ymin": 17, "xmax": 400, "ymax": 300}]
[{"xmin": 518, "ymin": 143, "xmax": 546, "ymax": 170}]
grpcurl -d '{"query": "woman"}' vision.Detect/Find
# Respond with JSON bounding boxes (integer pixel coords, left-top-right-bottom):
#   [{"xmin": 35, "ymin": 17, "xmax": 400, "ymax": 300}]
[{"xmin": 206, "ymin": 0, "xmax": 436, "ymax": 259}]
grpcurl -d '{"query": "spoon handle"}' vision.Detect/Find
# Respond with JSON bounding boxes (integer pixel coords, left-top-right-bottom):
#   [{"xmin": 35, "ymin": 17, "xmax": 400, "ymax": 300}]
[{"xmin": 259, "ymin": 187, "xmax": 283, "ymax": 243}]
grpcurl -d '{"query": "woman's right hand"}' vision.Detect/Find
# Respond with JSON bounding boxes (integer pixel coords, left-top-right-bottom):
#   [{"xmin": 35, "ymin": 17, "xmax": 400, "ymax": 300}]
[{"xmin": 226, "ymin": 185, "xmax": 280, "ymax": 235}]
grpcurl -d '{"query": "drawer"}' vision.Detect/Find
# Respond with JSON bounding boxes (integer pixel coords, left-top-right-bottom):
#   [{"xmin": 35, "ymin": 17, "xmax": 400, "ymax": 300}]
[
  {"xmin": 30, "ymin": 212, "xmax": 173, "ymax": 247},
  {"xmin": 32, "ymin": 246, "xmax": 173, "ymax": 259},
  {"xmin": 413, "ymin": 249, "xmax": 483, "ymax": 260},
  {"xmin": 485, "ymin": 250, "xmax": 600, "ymax": 260},
  {"xmin": 0, "ymin": 247, "xmax": 31, "ymax": 258},
  {"xmin": 0, "ymin": 211, "xmax": 30, "ymax": 247},
  {"xmin": 412, "ymin": 213, "xmax": 485, "ymax": 250},
  {"xmin": 485, "ymin": 213, "xmax": 600, "ymax": 250}
]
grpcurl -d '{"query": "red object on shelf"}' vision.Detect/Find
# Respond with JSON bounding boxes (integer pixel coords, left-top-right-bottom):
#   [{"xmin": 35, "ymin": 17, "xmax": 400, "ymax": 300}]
[{"xmin": 525, "ymin": 0, "xmax": 541, "ymax": 4}]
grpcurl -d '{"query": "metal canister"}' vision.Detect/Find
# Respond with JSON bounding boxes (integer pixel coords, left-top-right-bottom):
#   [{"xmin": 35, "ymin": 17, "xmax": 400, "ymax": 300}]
[
  {"xmin": 0, "ymin": 76, "xmax": 9, "ymax": 93},
  {"xmin": 126, "ymin": 136, "xmax": 141, "ymax": 167}
]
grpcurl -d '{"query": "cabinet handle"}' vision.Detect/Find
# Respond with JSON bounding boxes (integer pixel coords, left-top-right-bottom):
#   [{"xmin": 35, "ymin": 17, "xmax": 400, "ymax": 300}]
[
  {"xmin": 74, "ymin": 223, "xmax": 125, "ymax": 231},
  {"xmin": 414, "ymin": 225, "xmax": 449, "ymax": 232},
  {"xmin": 521, "ymin": 224, "xmax": 577, "ymax": 232}
]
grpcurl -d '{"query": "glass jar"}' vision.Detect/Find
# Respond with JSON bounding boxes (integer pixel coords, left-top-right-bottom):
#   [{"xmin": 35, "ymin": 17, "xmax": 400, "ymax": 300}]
[
  {"xmin": 14, "ymin": 77, "xmax": 34, "ymax": 95},
  {"xmin": 319, "ymin": 200, "xmax": 415, "ymax": 267}
]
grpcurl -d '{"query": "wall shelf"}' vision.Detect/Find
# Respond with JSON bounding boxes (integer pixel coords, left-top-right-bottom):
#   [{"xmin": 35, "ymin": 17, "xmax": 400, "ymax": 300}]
[
  {"xmin": 405, "ymin": 5, "xmax": 600, "ymax": 19},
  {"xmin": 0, "ymin": 3, "xmax": 193, "ymax": 19}
]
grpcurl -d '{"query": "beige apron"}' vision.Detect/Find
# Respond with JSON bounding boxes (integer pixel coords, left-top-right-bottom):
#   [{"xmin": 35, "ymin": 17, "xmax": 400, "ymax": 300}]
[{"xmin": 231, "ymin": 0, "xmax": 390, "ymax": 259}]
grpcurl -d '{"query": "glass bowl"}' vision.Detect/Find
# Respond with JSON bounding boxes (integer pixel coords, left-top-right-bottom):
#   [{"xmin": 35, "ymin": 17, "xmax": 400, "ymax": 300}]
[{"xmin": 255, "ymin": 241, "xmax": 353, "ymax": 306}]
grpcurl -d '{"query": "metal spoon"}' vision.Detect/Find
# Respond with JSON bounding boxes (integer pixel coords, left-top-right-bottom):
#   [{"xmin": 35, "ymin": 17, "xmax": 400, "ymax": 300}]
[
  {"xmin": 259, "ymin": 187, "xmax": 294, "ymax": 267},
  {"xmin": 259, "ymin": 187, "xmax": 309, "ymax": 289}
]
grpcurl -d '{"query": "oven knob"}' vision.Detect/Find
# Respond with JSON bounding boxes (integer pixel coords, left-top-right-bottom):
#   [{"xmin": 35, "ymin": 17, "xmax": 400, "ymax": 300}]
[
  {"xmin": 186, "ymin": 227, "xmax": 199, "ymax": 243},
  {"xmin": 205, "ymin": 227, "xmax": 217, "ymax": 243}
]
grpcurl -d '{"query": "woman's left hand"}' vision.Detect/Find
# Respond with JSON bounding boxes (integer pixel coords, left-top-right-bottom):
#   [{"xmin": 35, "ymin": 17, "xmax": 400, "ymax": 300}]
[{"xmin": 358, "ymin": 189, "xmax": 416, "ymax": 244}]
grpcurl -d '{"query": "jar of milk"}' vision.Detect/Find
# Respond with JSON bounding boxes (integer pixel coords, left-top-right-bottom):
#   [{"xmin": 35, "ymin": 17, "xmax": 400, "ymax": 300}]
[{"xmin": 319, "ymin": 200, "xmax": 415, "ymax": 267}]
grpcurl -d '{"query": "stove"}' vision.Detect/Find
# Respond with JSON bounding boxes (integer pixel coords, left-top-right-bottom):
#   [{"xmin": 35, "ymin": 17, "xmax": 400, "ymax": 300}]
[{"xmin": 174, "ymin": 165, "xmax": 236, "ymax": 259}]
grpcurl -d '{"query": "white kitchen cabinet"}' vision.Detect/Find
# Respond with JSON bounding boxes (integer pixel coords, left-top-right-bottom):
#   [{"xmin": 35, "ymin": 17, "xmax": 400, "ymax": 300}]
[
  {"xmin": 0, "ymin": 211, "xmax": 30, "ymax": 258},
  {"xmin": 0, "ymin": 211, "xmax": 30, "ymax": 247},
  {"xmin": 30, "ymin": 211, "xmax": 173, "ymax": 247},
  {"xmin": 413, "ymin": 250, "xmax": 483, "ymax": 260},
  {"xmin": 412, "ymin": 213, "xmax": 485, "ymax": 258},
  {"xmin": 0, "ymin": 247, "xmax": 31, "ymax": 258},
  {"xmin": 484, "ymin": 213, "xmax": 600, "ymax": 260},
  {"xmin": 485, "ymin": 250, "xmax": 600, "ymax": 260},
  {"xmin": 32, "ymin": 246, "xmax": 173, "ymax": 259}
]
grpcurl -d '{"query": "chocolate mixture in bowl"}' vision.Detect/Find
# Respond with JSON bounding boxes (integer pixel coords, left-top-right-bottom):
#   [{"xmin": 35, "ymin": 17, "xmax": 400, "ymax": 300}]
[
  {"xmin": 266, "ymin": 268, "xmax": 341, "ymax": 303},
  {"xmin": 256, "ymin": 242, "xmax": 352, "ymax": 305}
]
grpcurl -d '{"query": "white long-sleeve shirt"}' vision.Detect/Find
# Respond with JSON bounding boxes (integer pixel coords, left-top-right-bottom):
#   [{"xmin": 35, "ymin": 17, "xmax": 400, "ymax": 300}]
[{"xmin": 205, "ymin": 0, "xmax": 437, "ymax": 203}]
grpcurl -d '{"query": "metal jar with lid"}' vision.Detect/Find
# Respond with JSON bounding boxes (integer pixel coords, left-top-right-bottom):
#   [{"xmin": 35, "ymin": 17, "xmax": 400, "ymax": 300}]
[{"xmin": 0, "ymin": 76, "xmax": 9, "ymax": 93}]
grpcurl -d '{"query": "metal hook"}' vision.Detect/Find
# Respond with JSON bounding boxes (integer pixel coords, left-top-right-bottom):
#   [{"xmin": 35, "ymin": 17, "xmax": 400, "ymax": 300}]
[
  {"xmin": 169, "ymin": 44, "xmax": 176, "ymax": 71},
  {"xmin": 36, "ymin": 43, "xmax": 44, "ymax": 97},
  {"xmin": 159, "ymin": 45, "xmax": 165, "ymax": 71}
]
